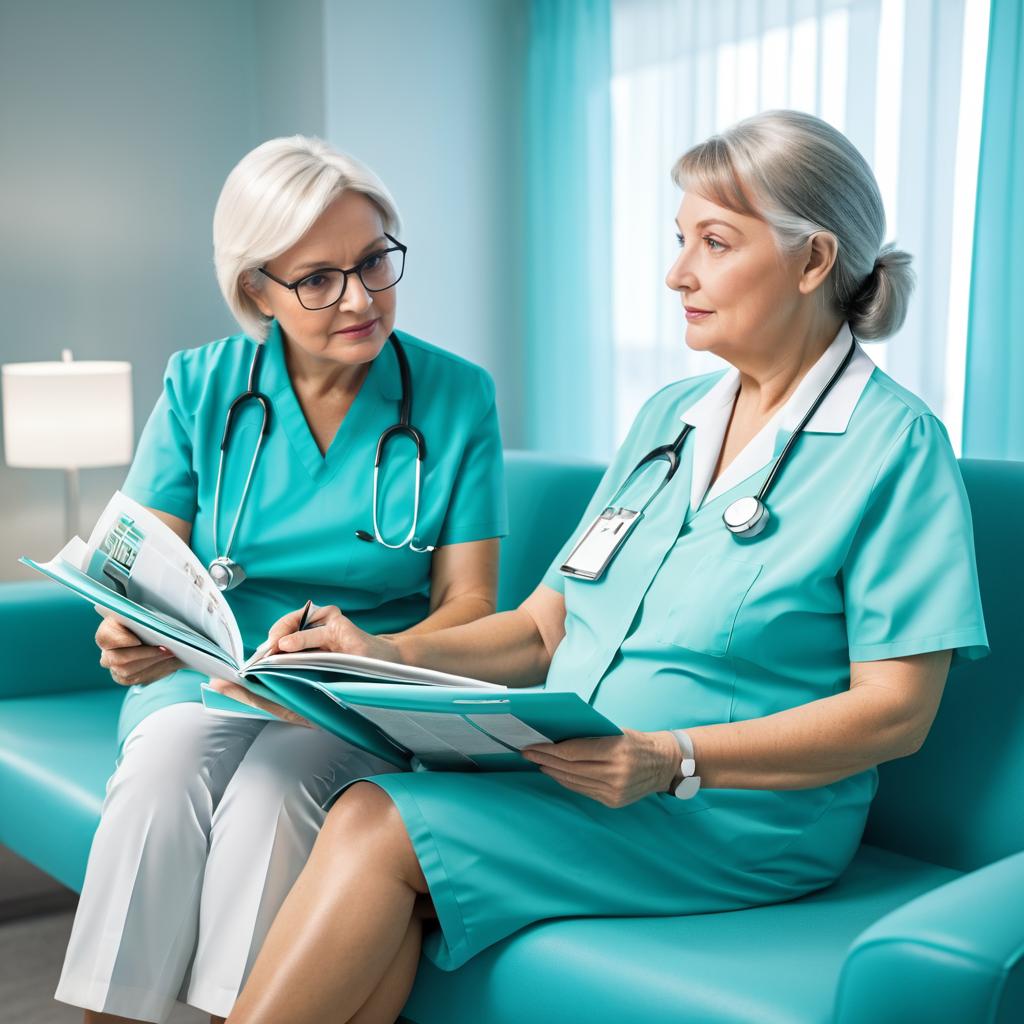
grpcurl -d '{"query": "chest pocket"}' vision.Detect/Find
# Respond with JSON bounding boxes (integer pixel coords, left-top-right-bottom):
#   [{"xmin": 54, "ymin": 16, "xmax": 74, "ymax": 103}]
[{"xmin": 658, "ymin": 553, "xmax": 763, "ymax": 657}]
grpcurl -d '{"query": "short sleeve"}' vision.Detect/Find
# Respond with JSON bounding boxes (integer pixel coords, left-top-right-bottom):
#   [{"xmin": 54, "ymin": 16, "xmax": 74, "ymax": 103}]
[
  {"xmin": 540, "ymin": 391, "xmax": 666, "ymax": 594},
  {"xmin": 843, "ymin": 413, "xmax": 989, "ymax": 666},
  {"xmin": 121, "ymin": 351, "xmax": 198, "ymax": 522},
  {"xmin": 435, "ymin": 374, "xmax": 508, "ymax": 546}
]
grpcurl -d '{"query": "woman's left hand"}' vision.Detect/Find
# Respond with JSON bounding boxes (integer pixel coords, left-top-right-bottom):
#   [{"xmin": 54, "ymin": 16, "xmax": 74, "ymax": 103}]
[
  {"xmin": 207, "ymin": 678, "xmax": 315, "ymax": 729},
  {"xmin": 521, "ymin": 729, "xmax": 680, "ymax": 807}
]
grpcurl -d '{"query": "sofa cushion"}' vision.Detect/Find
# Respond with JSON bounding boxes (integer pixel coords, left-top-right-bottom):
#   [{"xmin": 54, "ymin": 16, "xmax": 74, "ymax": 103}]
[
  {"xmin": 403, "ymin": 844, "xmax": 959, "ymax": 1024},
  {"xmin": 0, "ymin": 689, "xmax": 122, "ymax": 891}
]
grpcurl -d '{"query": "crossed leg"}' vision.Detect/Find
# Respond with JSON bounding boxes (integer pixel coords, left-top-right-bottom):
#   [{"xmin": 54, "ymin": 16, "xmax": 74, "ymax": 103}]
[{"xmin": 226, "ymin": 781, "xmax": 431, "ymax": 1024}]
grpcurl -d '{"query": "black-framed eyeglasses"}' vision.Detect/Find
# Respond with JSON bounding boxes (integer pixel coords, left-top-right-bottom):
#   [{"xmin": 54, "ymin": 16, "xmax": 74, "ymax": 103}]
[{"xmin": 258, "ymin": 233, "xmax": 407, "ymax": 311}]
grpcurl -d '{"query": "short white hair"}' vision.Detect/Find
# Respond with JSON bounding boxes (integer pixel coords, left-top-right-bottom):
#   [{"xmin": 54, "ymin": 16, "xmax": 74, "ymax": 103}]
[
  {"xmin": 213, "ymin": 135, "xmax": 402, "ymax": 340},
  {"xmin": 673, "ymin": 110, "xmax": 914, "ymax": 340}
]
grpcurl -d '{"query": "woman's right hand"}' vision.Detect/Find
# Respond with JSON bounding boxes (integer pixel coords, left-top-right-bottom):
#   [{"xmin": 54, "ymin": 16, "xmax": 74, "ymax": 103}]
[
  {"xmin": 94, "ymin": 606, "xmax": 182, "ymax": 686},
  {"xmin": 264, "ymin": 603, "xmax": 403, "ymax": 664}
]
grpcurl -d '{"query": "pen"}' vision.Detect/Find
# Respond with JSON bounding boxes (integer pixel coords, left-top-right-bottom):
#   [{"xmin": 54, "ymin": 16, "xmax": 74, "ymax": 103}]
[{"xmin": 253, "ymin": 601, "xmax": 316, "ymax": 661}]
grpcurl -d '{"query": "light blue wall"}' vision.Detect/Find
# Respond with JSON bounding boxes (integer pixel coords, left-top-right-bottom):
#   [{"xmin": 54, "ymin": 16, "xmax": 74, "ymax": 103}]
[
  {"xmin": 0, "ymin": 0, "xmax": 524, "ymax": 579},
  {"xmin": 323, "ymin": 0, "xmax": 527, "ymax": 448},
  {"xmin": 0, "ymin": 0, "xmax": 262, "ymax": 577},
  {"xmin": 252, "ymin": 0, "xmax": 326, "ymax": 139}
]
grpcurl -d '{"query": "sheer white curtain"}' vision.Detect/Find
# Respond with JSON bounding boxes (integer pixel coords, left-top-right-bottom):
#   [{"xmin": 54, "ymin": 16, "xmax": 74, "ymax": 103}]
[{"xmin": 610, "ymin": 0, "xmax": 990, "ymax": 452}]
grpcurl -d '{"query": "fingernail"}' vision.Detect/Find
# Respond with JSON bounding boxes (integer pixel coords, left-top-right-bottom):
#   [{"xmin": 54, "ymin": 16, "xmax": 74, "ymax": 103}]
[{"xmin": 158, "ymin": 646, "xmax": 171, "ymax": 655}]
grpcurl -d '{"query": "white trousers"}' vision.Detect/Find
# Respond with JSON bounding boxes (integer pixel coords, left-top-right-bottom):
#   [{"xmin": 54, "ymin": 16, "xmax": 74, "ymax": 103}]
[{"xmin": 54, "ymin": 701, "xmax": 398, "ymax": 1022}]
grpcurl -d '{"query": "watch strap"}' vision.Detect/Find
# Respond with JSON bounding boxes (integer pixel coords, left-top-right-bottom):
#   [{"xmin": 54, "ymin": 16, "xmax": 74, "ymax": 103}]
[{"xmin": 670, "ymin": 728, "xmax": 701, "ymax": 800}]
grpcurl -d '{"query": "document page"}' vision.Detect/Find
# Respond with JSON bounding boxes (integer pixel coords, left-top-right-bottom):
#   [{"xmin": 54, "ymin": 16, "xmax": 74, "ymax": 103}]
[
  {"xmin": 25, "ymin": 537, "xmax": 233, "ymax": 669},
  {"xmin": 466, "ymin": 714, "xmax": 553, "ymax": 749},
  {"xmin": 84, "ymin": 492, "xmax": 242, "ymax": 661},
  {"xmin": 249, "ymin": 650, "xmax": 506, "ymax": 689},
  {"xmin": 349, "ymin": 706, "xmax": 520, "ymax": 767}
]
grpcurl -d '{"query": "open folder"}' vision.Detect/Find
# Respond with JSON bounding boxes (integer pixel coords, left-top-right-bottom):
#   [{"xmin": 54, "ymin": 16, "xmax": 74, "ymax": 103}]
[
  {"xmin": 202, "ymin": 674, "xmax": 622, "ymax": 770},
  {"xmin": 22, "ymin": 491, "xmax": 622, "ymax": 772}
]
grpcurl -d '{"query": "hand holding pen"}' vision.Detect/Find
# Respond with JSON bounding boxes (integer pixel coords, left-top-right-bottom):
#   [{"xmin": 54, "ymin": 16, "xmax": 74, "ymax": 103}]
[
  {"xmin": 259, "ymin": 599, "xmax": 321, "ymax": 657},
  {"xmin": 208, "ymin": 599, "xmax": 320, "ymax": 728},
  {"xmin": 265, "ymin": 603, "xmax": 403, "ymax": 663}
]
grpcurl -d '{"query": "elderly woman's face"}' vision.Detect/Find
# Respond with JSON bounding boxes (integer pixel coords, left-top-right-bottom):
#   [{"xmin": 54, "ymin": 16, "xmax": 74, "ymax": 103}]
[
  {"xmin": 248, "ymin": 190, "xmax": 397, "ymax": 366},
  {"xmin": 665, "ymin": 191, "xmax": 809, "ymax": 361}
]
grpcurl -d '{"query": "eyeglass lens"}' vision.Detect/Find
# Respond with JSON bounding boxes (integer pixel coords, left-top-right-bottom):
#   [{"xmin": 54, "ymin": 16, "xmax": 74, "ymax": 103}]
[{"xmin": 296, "ymin": 249, "xmax": 405, "ymax": 310}]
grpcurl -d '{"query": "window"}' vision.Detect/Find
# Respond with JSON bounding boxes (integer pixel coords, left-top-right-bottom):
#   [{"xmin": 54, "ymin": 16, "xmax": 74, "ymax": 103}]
[{"xmin": 611, "ymin": 0, "xmax": 991, "ymax": 453}]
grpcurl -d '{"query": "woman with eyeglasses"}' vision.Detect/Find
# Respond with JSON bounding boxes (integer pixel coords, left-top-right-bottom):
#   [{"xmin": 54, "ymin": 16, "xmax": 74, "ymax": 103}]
[{"xmin": 55, "ymin": 136, "xmax": 507, "ymax": 1024}]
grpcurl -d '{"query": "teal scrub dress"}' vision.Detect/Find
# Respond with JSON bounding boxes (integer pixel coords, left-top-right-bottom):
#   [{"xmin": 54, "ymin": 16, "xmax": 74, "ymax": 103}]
[
  {"xmin": 116, "ymin": 320, "xmax": 507, "ymax": 749},
  {"xmin": 352, "ymin": 342, "xmax": 989, "ymax": 972}
]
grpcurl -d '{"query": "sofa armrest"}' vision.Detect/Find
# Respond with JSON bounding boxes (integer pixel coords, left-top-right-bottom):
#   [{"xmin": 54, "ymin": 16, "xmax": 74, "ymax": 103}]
[
  {"xmin": 0, "ymin": 581, "xmax": 110, "ymax": 699},
  {"xmin": 834, "ymin": 849, "xmax": 1024, "ymax": 1024}
]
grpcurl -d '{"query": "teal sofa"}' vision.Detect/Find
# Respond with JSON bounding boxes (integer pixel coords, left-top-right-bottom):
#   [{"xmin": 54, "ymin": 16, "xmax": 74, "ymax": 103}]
[{"xmin": 1, "ymin": 452, "xmax": 1021, "ymax": 1023}]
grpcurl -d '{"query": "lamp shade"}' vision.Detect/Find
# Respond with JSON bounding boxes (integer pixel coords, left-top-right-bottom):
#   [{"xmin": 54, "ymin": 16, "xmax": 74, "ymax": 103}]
[{"xmin": 2, "ymin": 359, "xmax": 133, "ymax": 469}]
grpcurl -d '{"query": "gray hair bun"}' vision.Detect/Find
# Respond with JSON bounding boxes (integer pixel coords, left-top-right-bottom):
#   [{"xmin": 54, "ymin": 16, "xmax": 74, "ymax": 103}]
[{"xmin": 845, "ymin": 244, "xmax": 916, "ymax": 341}]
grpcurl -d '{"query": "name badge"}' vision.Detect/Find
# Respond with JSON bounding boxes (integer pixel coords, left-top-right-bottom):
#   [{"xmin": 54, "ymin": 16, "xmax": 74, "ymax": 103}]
[{"xmin": 560, "ymin": 506, "xmax": 642, "ymax": 581}]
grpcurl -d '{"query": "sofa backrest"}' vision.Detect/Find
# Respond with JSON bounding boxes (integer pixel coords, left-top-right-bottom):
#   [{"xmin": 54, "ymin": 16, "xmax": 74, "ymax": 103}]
[
  {"xmin": 500, "ymin": 451, "xmax": 1023, "ymax": 874},
  {"xmin": 0, "ymin": 580, "xmax": 111, "ymax": 699},
  {"xmin": 864, "ymin": 458, "xmax": 1024, "ymax": 872},
  {"xmin": 498, "ymin": 451, "xmax": 605, "ymax": 612}
]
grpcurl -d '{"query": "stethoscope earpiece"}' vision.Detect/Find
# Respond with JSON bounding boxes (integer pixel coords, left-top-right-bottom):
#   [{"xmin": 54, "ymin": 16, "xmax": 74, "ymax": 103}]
[{"xmin": 355, "ymin": 528, "xmax": 436, "ymax": 553}]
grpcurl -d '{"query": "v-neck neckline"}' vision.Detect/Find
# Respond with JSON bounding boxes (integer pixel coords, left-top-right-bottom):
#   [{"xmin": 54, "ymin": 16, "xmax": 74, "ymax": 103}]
[
  {"xmin": 685, "ymin": 427, "xmax": 792, "ymax": 521},
  {"xmin": 693, "ymin": 414, "xmax": 786, "ymax": 512},
  {"xmin": 679, "ymin": 323, "xmax": 876, "ymax": 513},
  {"xmin": 263, "ymin": 323, "xmax": 381, "ymax": 484}
]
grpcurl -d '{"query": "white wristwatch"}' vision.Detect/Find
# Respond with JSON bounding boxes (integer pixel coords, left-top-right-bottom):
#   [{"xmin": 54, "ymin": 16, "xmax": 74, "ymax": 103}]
[{"xmin": 670, "ymin": 729, "xmax": 701, "ymax": 800}]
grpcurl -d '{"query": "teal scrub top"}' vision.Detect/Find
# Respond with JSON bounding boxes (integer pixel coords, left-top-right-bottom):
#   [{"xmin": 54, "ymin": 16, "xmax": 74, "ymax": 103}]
[
  {"xmin": 116, "ymin": 321, "xmax": 507, "ymax": 748},
  {"xmin": 540, "ymin": 332, "xmax": 989, "ymax": 874}
]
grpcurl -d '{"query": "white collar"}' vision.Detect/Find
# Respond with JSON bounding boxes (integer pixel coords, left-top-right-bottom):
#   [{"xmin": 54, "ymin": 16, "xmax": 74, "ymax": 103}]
[{"xmin": 678, "ymin": 322, "xmax": 876, "ymax": 510}]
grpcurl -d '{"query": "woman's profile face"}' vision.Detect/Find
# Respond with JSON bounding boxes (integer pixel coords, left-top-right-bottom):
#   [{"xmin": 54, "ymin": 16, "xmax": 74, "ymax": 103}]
[
  {"xmin": 665, "ymin": 190, "xmax": 816, "ymax": 363},
  {"xmin": 247, "ymin": 190, "xmax": 398, "ymax": 367}
]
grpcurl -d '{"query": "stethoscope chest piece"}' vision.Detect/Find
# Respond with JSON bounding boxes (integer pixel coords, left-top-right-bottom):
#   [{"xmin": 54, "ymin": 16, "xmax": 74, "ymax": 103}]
[
  {"xmin": 722, "ymin": 495, "xmax": 770, "ymax": 537},
  {"xmin": 209, "ymin": 555, "xmax": 247, "ymax": 592}
]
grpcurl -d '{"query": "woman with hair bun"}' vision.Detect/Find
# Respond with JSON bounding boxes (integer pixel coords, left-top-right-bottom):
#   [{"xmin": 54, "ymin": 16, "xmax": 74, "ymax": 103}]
[
  {"xmin": 55, "ymin": 136, "xmax": 507, "ymax": 1024},
  {"xmin": 226, "ymin": 111, "xmax": 987, "ymax": 1024}
]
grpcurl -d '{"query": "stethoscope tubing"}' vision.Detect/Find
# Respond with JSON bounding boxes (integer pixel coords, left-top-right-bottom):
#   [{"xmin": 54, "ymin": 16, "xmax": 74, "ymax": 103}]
[
  {"xmin": 613, "ymin": 335, "xmax": 858, "ymax": 527},
  {"xmin": 212, "ymin": 349, "xmax": 273, "ymax": 566},
  {"xmin": 755, "ymin": 335, "xmax": 857, "ymax": 501},
  {"xmin": 211, "ymin": 331, "xmax": 428, "ymax": 587}
]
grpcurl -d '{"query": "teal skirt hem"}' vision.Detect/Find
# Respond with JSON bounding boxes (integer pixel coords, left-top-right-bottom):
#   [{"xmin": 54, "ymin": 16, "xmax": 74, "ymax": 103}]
[{"xmin": 340, "ymin": 772, "xmax": 473, "ymax": 971}]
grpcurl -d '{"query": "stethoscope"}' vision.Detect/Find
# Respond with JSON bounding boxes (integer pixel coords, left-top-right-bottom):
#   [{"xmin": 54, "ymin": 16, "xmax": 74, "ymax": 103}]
[
  {"xmin": 621, "ymin": 335, "xmax": 857, "ymax": 539},
  {"xmin": 208, "ymin": 332, "xmax": 431, "ymax": 592}
]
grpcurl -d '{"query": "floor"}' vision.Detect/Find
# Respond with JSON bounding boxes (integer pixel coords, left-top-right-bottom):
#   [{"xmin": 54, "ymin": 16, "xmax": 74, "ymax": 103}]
[{"xmin": 0, "ymin": 909, "xmax": 208, "ymax": 1024}]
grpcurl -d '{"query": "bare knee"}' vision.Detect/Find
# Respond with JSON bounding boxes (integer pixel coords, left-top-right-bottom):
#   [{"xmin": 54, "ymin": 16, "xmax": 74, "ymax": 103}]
[{"xmin": 320, "ymin": 781, "xmax": 428, "ymax": 893}]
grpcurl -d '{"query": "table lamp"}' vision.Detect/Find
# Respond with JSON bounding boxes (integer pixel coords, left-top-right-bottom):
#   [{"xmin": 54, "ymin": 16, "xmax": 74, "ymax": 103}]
[{"xmin": 2, "ymin": 349, "xmax": 133, "ymax": 540}]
